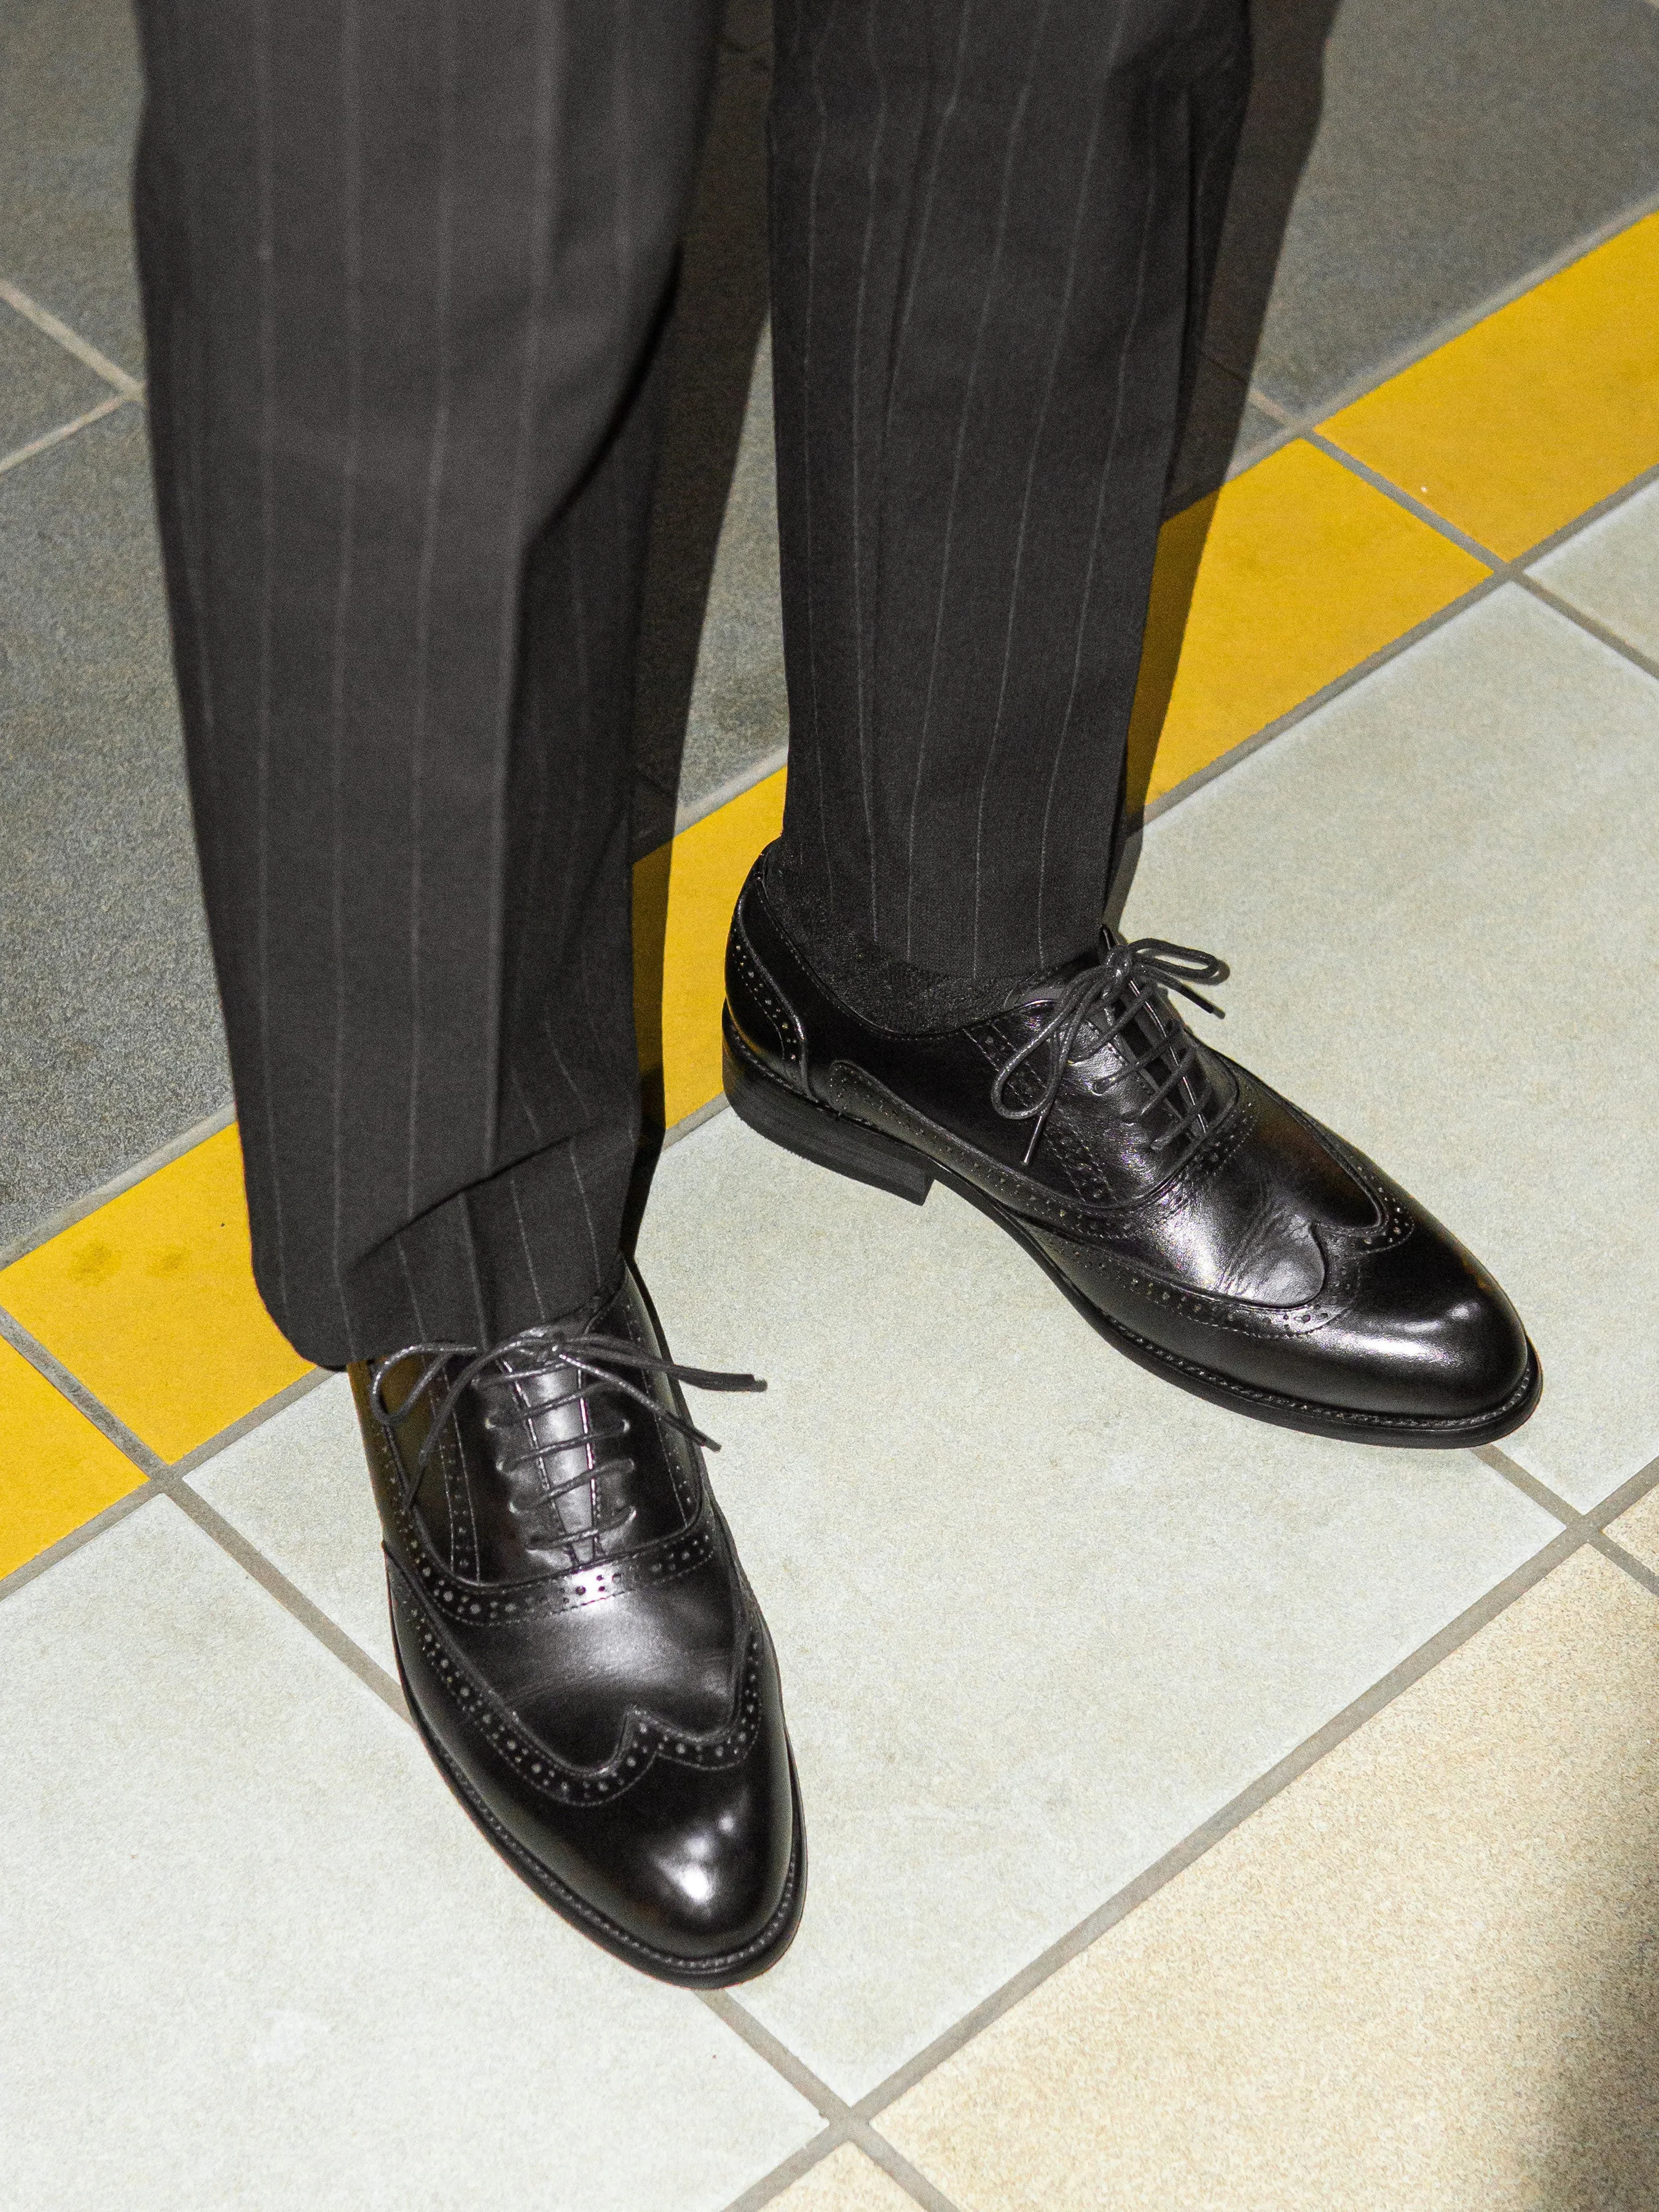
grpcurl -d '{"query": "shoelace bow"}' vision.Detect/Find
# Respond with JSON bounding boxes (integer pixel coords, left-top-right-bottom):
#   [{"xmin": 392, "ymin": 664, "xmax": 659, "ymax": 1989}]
[
  {"xmin": 989, "ymin": 935, "xmax": 1230, "ymax": 1166},
  {"xmin": 370, "ymin": 1324, "xmax": 764, "ymax": 1538}
]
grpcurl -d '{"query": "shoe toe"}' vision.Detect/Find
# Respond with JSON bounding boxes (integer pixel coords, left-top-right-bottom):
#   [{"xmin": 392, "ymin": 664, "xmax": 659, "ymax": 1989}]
[
  {"xmin": 1330, "ymin": 1220, "xmax": 1533, "ymax": 1424},
  {"xmin": 388, "ymin": 1560, "xmax": 802, "ymax": 1980},
  {"xmin": 603, "ymin": 1736, "xmax": 799, "ymax": 1964}
]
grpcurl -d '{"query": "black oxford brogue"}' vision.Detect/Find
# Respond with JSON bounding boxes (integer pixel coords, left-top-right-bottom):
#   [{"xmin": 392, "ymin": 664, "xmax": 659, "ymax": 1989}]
[
  {"xmin": 350, "ymin": 1260, "xmax": 804, "ymax": 1984},
  {"xmin": 723, "ymin": 846, "xmax": 1539, "ymax": 1447}
]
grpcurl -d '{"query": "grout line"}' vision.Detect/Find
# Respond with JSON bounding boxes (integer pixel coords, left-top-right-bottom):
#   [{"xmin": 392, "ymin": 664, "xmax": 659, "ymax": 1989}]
[
  {"xmin": 850, "ymin": 1513, "xmax": 1587, "ymax": 2124},
  {"xmin": 0, "ymin": 1101, "xmax": 236, "ymax": 1269},
  {"xmin": 703, "ymin": 1995, "xmax": 968, "ymax": 2212},
  {"xmin": 674, "ymin": 745, "xmax": 788, "ymax": 837},
  {"xmin": 849, "ymin": 2132, "xmax": 968, "ymax": 2212},
  {"xmin": 1475, "ymin": 1446, "xmax": 1659, "ymax": 1605},
  {"xmin": 1502, "ymin": 454, "xmax": 1659, "ymax": 566},
  {"xmin": 702, "ymin": 1991, "xmax": 848, "ymax": 2124},
  {"xmin": 1518, "ymin": 573, "xmax": 1659, "ymax": 685},
  {"xmin": 0, "ymin": 275, "xmax": 144, "ymax": 396},
  {"xmin": 660, "ymin": 1089, "xmax": 731, "ymax": 1151},
  {"xmin": 0, "ymin": 391, "xmax": 131, "ymax": 478},
  {"xmin": 6, "ymin": 409, "xmax": 1653, "ymax": 1336},
  {"xmin": 1585, "ymin": 1454, "xmax": 1659, "ymax": 1532},
  {"xmin": 1139, "ymin": 445, "xmax": 1659, "ymax": 836},
  {"xmin": 0, "ymin": 1314, "xmax": 400, "ymax": 1717},
  {"xmin": 0, "ymin": 1308, "xmax": 398, "ymax": 1712},
  {"xmin": 1473, "ymin": 1443, "xmax": 1582, "ymax": 1528},
  {"xmin": 716, "ymin": 2130, "xmax": 850, "ymax": 2212},
  {"xmin": 167, "ymin": 1363, "xmax": 335, "ymax": 1478},
  {"xmin": 1475, "ymin": 1443, "xmax": 1659, "ymax": 1535},
  {"xmin": 164, "ymin": 1481, "xmax": 409, "ymax": 1719},
  {"xmin": 0, "ymin": 1309, "xmax": 165, "ymax": 1477},
  {"xmin": 1304, "ymin": 426, "xmax": 1659, "ymax": 603},
  {"xmin": 1138, "ymin": 567, "xmax": 1512, "ymax": 829},
  {"xmin": 1239, "ymin": 380, "xmax": 1296, "ymax": 430},
  {"xmin": 708, "ymin": 1445, "xmax": 1659, "ymax": 2181},
  {"xmin": 732, "ymin": 2120, "xmax": 963, "ymax": 2212},
  {"xmin": 1591, "ymin": 1530, "xmax": 1659, "ymax": 1600},
  {"xmin": 1244, "ymin": 181, "xmax": 1659, "ymax": 433},
  {"xmin": 0, "ymin": 1483, "xmax": 160, "ymax": 1605},
  {"xmin": 651, "ymin": 418, "xmax": 1659, "ymax": 880},
  {"xmin": 1298, "ymin": 429, "xmax": 1505, "ymax": 565},
  {"xmin": 1223, "ymin": 414, "xmax": 1298, "ymax": 480}
]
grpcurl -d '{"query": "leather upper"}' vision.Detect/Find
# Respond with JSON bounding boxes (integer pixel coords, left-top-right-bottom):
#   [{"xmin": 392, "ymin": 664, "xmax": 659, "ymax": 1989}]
[
  {"xmin": 726, "ymin": 849, "xmax": 1534, "ymax": 1431},
  {"xmin": 351, "ymin": 1261, "xmax": 800, "ymax": 1977}
]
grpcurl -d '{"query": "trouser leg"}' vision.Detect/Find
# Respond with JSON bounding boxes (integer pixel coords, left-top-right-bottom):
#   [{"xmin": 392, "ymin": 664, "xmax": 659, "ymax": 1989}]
[
  {"xmin": 131, "ymin": 0, "xmax": 722, "ymax": 1366},
  {"xmin": 769, "ymin": 0, "xmax": 1252, "ymax": 982}
]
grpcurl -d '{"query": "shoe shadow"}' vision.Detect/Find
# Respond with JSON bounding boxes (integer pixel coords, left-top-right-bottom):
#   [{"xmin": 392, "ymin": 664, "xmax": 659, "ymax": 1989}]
[
  {"xmin": 1108, "ymin": 0, "xmax": 1341, "ymax": 928},
  {"xmin": 625, "ymin": 0, "xmax": 773, "ymax": 1247}
]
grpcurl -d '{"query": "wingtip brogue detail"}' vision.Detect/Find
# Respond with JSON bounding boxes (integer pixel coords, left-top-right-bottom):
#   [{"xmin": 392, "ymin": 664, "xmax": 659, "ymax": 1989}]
[
  {"xmin": 350, "ymin": 1260, "xmax": 806, "ymax": 1984},
  {"xmin": 724, "ymin": 847, "xmax": 1540, "ymax": 1446}
]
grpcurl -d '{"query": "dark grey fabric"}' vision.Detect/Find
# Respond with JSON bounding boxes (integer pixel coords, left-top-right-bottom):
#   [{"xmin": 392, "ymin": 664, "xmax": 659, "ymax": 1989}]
[
  {"xmin": 132, "ymin": 0, "xmax": 1249, "ymax": 1367},
  {"xmin": 769, "ymin": 0, "xmax": 1250, "ymax": 982},
  {"xmin": 133, "ymin": 0, "xmax": 722, "ymax": 1365}
]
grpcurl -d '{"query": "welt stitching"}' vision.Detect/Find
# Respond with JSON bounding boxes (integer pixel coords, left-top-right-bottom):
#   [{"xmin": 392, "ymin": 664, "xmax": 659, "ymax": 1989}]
[{"xmin": 1102, "ymin": 1318, "xmax": 1540, "ymax": 1430}]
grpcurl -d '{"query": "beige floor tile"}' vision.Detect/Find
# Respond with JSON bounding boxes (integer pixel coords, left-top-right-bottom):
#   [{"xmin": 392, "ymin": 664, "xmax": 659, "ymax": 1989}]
[
  {"xmin": 1607, "ymin": 1482, "xmax": 1659, "ymax": 1575},
  {"xmin": 189, "ymin": 1372, "xmax": 394, "ymax": 1674},
  {"xmin": 637, "ymin": 1113, "xmax": 1555, "ymax": 2099},
  {"xmin": 767, "ymin": 2143, "xmax": 921, "ymax": 2212},
  {"xmin": 1529, "ymin": 476, "xmax": 1659, "ymax": 664},
  {"xmin": 0, "ymin": 1501, "xmax": 816, "ymax": 2210},
  {"xmin": 1122, "ymin": 584, "xmax": 1659, "ymax": 1505},
  {"xmin": 882, "ymin": 1549, "xmax": 1659, "ymax": 2212}
]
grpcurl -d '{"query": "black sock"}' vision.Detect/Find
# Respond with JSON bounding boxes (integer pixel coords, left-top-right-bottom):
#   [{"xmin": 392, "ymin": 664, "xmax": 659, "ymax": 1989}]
[{"xmin": 764, "ymin": 850, "xmax": 1063, "ymax": 1035}]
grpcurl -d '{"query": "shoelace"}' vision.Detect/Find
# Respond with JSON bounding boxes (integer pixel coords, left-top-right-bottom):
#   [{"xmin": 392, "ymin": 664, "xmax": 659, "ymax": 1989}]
[
  {"xmin": 989, "ymin": 935, "xmax": 1229, "ymax": 1167},
  {"xmin": 370, "ymin": 1324, "xmax": 765, "ymax": 1537}
]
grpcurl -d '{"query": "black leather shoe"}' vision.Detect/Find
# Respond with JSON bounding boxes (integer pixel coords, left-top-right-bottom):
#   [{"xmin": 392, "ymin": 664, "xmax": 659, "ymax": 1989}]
[
  {"xmin": 724, "ymin": 849, "xmax": 1539, "ymax": 1446},
  {"xmin": 350, "ymin": 1260, "xmax": 804, "ymax": 1985}
]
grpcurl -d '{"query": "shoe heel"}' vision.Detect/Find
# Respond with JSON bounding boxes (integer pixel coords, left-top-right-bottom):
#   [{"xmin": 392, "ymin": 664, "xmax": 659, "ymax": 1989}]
[{"xmin": 722, "ymin": 1026, "xmax": 933, "ymax": 1206}]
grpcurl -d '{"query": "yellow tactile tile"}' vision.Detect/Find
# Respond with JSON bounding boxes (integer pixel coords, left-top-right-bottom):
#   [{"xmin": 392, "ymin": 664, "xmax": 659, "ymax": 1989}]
[
  {"xmin": 633, "ymin": 766, "xmax": 786, "ymax": 1128},
  {"xmin": 1323, "ymin": 211, "xmax": 1659, "ymax": 560},
  {"xmin": 768, "ymin": 2144, "xmax": 919, "ymax": 2212},
  {"xmin": 0, "ymin": 1338, "xmax": 146, "ymax": 1578},
  {"xmin": 0, "ymin": 1126, "xmax": 311, "ymax": 1464},
  {"xmin": 883, "ymin": 1550, "xmax": 1659, "ymax": 2212},
  {"xmin": 1126, "ymin": 441, "xmax": 1489, "ymax": 807}
]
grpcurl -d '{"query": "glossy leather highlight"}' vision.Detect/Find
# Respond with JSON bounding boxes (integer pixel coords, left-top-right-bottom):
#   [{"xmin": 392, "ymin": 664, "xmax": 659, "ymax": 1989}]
[
  {"xmin": 724, "ymin": 847, "xmax": 1539, "ymax": 1445},
  {"xmin": 350, "ymin": 1261, "xmax": 804, "ymax": 1984}
]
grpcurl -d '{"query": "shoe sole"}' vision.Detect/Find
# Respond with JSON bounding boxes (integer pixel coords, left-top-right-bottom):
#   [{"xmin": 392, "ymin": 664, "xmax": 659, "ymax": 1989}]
[
  {"xmin": 392, "ymin": 1628, "xmax": 807, "ymax": 1988},
  {"xmin": 723, "ymin": 1021, "xmax": 1543, "ymax": 1449}
]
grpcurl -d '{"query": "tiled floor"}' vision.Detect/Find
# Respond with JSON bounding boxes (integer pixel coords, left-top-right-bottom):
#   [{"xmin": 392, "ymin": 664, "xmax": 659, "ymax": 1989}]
[{"xmin": 6, "ymin": 2, "xmax": 1659, "ymax": 2206}]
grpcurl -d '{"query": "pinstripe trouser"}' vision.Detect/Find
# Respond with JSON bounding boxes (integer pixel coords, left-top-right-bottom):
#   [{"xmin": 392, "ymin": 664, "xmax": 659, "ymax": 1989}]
[{"xmin": 131, "ymin": 0, "xmax": 1251, "ymax": 1368}]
